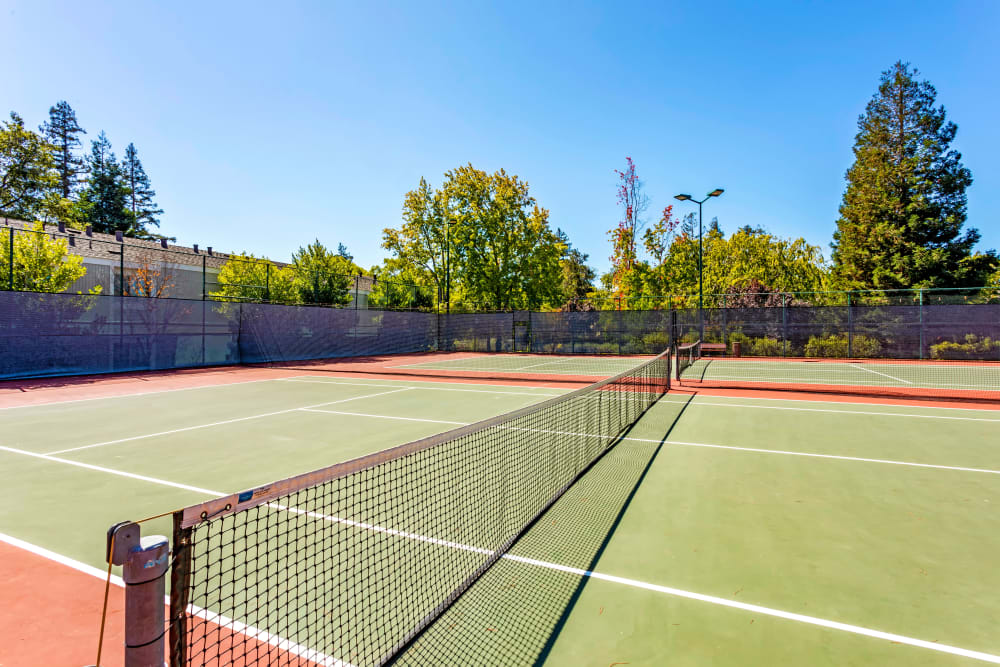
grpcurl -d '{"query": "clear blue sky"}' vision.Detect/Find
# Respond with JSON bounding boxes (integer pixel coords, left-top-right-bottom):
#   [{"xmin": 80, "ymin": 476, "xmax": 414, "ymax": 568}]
[{"xmin": 3, "ymin": 0, "xmax": 998, "ymax": 276}]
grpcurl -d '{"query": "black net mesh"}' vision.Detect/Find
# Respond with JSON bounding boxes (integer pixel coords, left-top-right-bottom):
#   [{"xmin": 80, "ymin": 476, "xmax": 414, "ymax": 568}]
[{"xmin": 169, "ymin": 351, "xmax": 671, "ymax": 666}]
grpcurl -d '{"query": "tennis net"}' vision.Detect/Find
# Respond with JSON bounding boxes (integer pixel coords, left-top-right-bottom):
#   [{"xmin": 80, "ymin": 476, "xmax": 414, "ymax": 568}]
[
  {"xmin": 675, "ymin": 340, "xmax": 702, "ymax": 381},
  {"xmin": 164, "ymin": 348, "xmax": 671, "ymax": 666}
]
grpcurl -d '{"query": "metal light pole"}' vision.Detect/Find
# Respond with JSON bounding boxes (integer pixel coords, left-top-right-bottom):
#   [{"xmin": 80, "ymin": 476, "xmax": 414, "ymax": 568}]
[{"xmin": 674, "ymin": 188, "xmax": 724, "ymax": 342}]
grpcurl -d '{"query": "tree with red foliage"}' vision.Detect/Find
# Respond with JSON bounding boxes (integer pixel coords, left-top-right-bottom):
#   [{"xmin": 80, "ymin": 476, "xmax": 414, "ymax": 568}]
[{"xmin": 608, "ymin": 157, "xmax": 649, "ymax": 296}]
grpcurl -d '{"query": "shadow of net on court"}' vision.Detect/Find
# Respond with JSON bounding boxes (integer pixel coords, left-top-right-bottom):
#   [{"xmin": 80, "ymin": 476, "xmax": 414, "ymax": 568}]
[{"xmin": 396, "ymin": 397, "xmax": 693, "ymax": 666}]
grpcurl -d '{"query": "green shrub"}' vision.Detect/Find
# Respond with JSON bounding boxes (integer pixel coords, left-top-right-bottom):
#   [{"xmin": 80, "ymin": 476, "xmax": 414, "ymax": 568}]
[
  {"xmin": 930, "ymin": 334, "xmax": 1000, "ymax": 360},
  {"xmin": 729, "ymin": 332, "xmax": 783, "ymax": 357},
  {"xmin": 804, "ymin": 334, "xmax": 881, "ymax": 358}
]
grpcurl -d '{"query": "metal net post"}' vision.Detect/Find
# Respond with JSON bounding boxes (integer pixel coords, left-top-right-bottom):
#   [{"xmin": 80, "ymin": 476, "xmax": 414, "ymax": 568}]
[{"xmin": 108, "ymin": 522, "xmax": 169, "ymax": 667}]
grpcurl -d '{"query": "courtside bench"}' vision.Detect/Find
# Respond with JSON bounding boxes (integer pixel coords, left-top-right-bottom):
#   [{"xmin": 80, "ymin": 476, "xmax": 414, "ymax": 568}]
[{"xmin": 702, "ymin": 343, "xmax": 727, "ymax": 356}]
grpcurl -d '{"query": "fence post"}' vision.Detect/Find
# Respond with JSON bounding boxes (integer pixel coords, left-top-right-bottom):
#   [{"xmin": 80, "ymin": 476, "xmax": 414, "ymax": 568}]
[
  {"xmin": 355, "ymin": 273, "xmax": 360, "ymax": 309},
  {"xmin": 847, "ymin": 291, "xmax": 854, "ymax": 359},
  {"xmin": 201, "ymin": 256, "xmax": 207, "ymax": 366},
  {"xmin": 722, "ymin": 293, "xmax": 728, "ymax": 352},
  {"xmin": 919, "ymin": 288, "xmax": 925, "ymax": 359},
  {"xmin": 781, "ymin": 293, "xmax": 788, "ymax": 357},
  {"xmin": 7, "ymin": 227, "xmax": 13, "ymax": 290},
  {"xmin": 265, "ymin": 263, "xmax": 270, "ymax": 302}
]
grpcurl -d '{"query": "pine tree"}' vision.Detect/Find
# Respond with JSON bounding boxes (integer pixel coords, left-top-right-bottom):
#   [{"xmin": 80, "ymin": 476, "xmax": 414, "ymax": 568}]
[
  {"xmin": 121, "ymin": 143, "xmax": 163, "ymax": 237},
  {"xmin": 39, "ymin": 101, "xmax": 87, "ymax": 199},
  {"xmin": 832, "ymin": 62, "xmax": 995, "ymax": 288},
  {"xmin": 680, "ymin": 212, "xmax": 696, "ymax": 238},
  {"xmin": 77, "ymin": 132, "xmax": 133, "ymax": 234}
]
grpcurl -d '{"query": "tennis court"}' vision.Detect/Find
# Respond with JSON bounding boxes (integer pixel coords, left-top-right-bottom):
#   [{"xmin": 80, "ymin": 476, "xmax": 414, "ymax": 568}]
[
  {"xmin": 389, "ymin": 354, "xmax": 651, "ymax": 377},
  {"xmin": 1, "ymin": 356, "xmax": 999, "ymax": 666}
]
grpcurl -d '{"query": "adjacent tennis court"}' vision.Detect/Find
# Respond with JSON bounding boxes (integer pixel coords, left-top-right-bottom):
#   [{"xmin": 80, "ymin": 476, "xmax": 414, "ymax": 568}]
[{"xmin": 1, "ymin": 359, "xmax": 998, "ymax": 665}]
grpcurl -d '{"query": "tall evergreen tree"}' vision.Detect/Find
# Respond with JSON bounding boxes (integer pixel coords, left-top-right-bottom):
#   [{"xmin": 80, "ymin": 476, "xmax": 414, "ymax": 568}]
[
  {"xmin": 39, "ymin": 101, "xmax": 87, "ymax": 199},
  {"xmin": 77, "ymin": 132, "xmax": 133, "ymax": 234},
  {"xmin": 121, "ymin": 143, "xmax": 163, "ymax": 237},
  {"xmin": 832, "ymin": 61, "xmax": 995, "ymax": 288}
]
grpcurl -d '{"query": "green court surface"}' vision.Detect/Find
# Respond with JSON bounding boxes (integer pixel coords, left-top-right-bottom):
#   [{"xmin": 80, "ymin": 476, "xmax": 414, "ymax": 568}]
[
  {"xmin": 1, "ymin": 375, "xmax": 999, "ymax": 665},
  {"xmin": 390, "ymin": 354, "xmax": 651, "ymax": 376},
  {"xmin": 680, "ymin": 357, "xmax": 1000, "ymax": 392}
]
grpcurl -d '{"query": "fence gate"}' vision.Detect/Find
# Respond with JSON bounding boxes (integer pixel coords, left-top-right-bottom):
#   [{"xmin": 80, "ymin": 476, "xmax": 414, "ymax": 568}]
[{"xmin": 513, "ymin": 313, "xmax": 531, "ymax": 352}]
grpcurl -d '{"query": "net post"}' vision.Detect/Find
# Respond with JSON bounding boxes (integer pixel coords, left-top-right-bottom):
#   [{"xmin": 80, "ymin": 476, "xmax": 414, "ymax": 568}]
[
  {"xmin": 169, "ymin": 513, "xmax": 192, "ymax": 667},
  {"xmin": 108, "ymin": 521, "xmax": 169, "ymax": 667}
]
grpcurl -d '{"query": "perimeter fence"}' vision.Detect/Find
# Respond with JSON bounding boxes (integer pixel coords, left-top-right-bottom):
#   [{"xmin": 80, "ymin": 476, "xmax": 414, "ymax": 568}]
[{"xmin": 3, "ymin": 289, "xmax": 1000, "ymax": 380}]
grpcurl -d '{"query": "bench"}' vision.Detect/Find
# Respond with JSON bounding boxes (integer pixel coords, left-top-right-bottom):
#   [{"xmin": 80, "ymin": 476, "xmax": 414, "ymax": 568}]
[{"xmin": 701, "ymin": 343, "xmax": 727, "ymax": 356}]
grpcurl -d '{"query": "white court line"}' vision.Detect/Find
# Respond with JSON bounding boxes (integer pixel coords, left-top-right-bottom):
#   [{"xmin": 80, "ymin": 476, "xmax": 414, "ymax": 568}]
[
  {"xmin": 279, "ymin": 378, "xmax": 563, "ymax": 398},
  {"xmin": 514, "ymin": 357, "xmax": 578, "ymax": 371},
  {"xmin": 501, "ymin": 554, "xmax": 1000, "ymax": 664},
  {"xmin": 0, "ymin": 376, "xmax": 290, "ymax": 411},
  {"xmin": 852, "ymin": 363, "xmax": 912, "ymax": 384},
  {"xmin": 3, "ymin": 448, "xmax": 997, "ymax": 662},
  {"xmin": 692, "ymin": 374, "xmax": 989, "ymax": 389},
  {"xmin": 299, "ymin": 410, "xmax": 1000, "ymax": 475},
  {"xmin": 43, "ymin": 388, "xmax": 413, "ymax": 456},
  {"xmin": 0, "ymin": 532, "xmax": 352, "ymax": 667},
  {"xmin": 652, "ymin": 398, "xmax": 1000, "ymax": 422},
  {"xmin": 301, "ymin": 408, "xmax": 468, "ymax": 426},
  {"xmin": 0, "ymin": 530, "xmax": 125, "ymax": 586},
  {"xmin": 0, "ymin": 446, "xmax": 226, "ymax": 494},
  {"xmin": 661, "ymin": 391, "xmax": 1000, "ymax": 414}
]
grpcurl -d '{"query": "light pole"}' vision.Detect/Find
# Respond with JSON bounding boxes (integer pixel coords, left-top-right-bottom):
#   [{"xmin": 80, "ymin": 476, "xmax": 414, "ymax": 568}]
[{"xmin": 674, "ymin": 188, "xmax": 724, "ymax": 341}]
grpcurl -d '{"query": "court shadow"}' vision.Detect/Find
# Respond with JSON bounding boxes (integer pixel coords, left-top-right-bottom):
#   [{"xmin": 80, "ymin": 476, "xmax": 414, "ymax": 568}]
[{"xmin": 394, "ymin": 393, "xmax": 695, "ymax": 666}]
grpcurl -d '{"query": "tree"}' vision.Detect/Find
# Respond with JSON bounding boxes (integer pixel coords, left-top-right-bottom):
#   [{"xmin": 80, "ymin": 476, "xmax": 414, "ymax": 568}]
[
  {"xmin": 679, "ymin": 212, "xmax": 696, "ymax": 238},
  {"xmin": 211, "ymin": 253, "xmax": 295, "ymax": 303},
  {"xmin": 123, "ymin": 251, "xmax": 175, "ymax": 297},
  {"xmin": 384, "ymin": 167, "xmax": 567, "ymax": 310},
  {"xmin": 444, "ymin": 164, "xmax": 565, "ymax": 310},
  {"xmin": 832, "ymin": 61, "xmax": 996, "ymax": 289},
  {"xmin": 556, "ymin": 229, "xmax": 595, "ymax": 305},
  {"xmin": 608, "ymin": 157, "xmax": 649, "ymax": 296},
  {"xmin": 39, "ymin": 101, "xmax": 87, "ymax": 200},
  {"xmin": 0, "ymin": 221, "xmax": 91, "ymax": 292},
  {"xmin": 0, "ymin": 112, "xmax": 57, "ymax": 221},
  {"xmin": 640, "ymin": 205, "xmax": 681, "ymax": 300},
  {"xmin": 77, "ymin": 132, "xmax": 134, "ymax": 234},
  {"xmin": 651, "ymin": 227, "xmax": 828, "ymax": 303},
  {"xmin": 290, "ymin": 240, "xmax": 352, "ymax": 305},
  {"xmin": 336, "ymin": 243, "xmax": 353, "ymax": 262},
  {"xmin": 382, "ymin": 177, "xmax": 446, "ymax": 301},
  {"xmin": 121, "ymin": 143, "xmax": 164, "ymax": 238}
]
